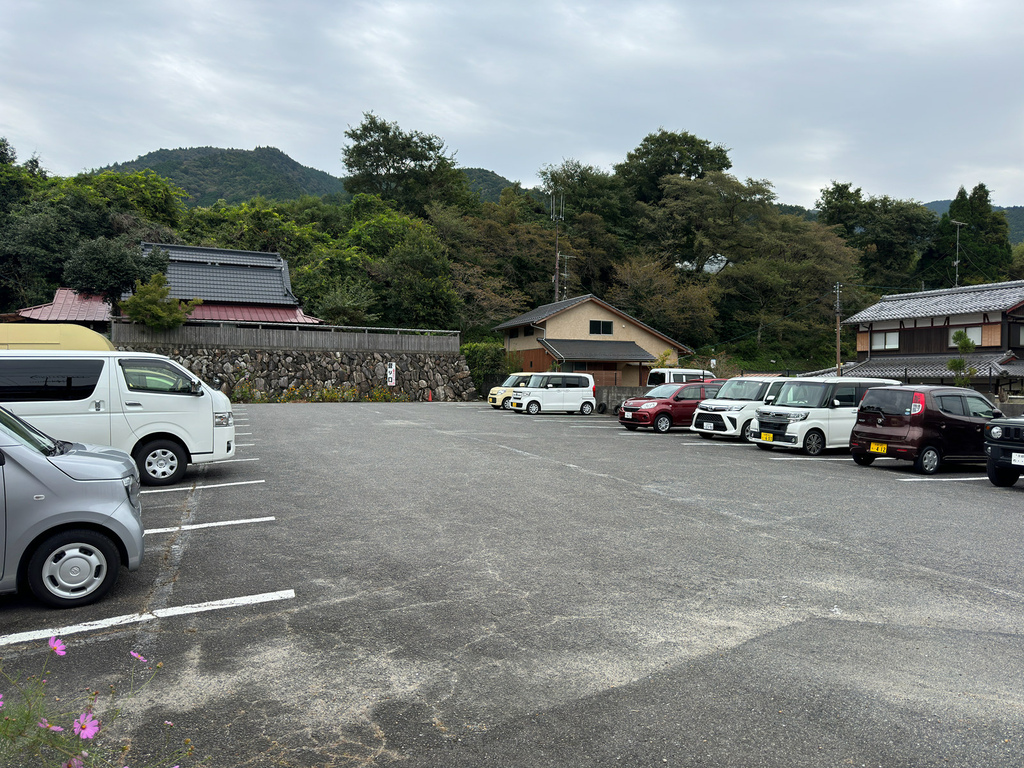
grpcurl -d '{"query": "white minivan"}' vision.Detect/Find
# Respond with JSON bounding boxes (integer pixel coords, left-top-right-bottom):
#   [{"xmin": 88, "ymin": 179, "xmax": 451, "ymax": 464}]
[
  {"xmin": 0, "ymin": 350, "xmax": 235, "ymax": 485},
  {"xmin": 510, "ymin": 373, "xmax": 596, "ymax": 415},
  {"xmin": 750, "ymin": 376, "xmax": 901, "ymax": 455},
  {"xmin": 645, "ymin": 368, "xmax": 715, "ymax": 386},
  {"xmin": 691, "ymin": 375, "xmax": 789, "ymax": 441}
]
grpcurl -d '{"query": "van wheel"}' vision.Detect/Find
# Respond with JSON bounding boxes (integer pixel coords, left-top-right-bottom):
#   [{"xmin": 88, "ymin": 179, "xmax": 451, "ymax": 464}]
[
  {"xmin": 526, "ymin": 401, "xmax": 541, "ymax": 415},
  {"xmin": 852, "ymin": 452, "xmax": 875, "ymax": 466},
  {"xmin": 580, "ymin": 402, "xmax": 594, "ymax": 415},
  {"xmin": 987, "ymin": 460, "xmax": 1020, "ymax": 487},
  {"xmin": 801, "ymin": 430, "xmax": 826, "ymax": 456},
  {"xmin": 27, "ymin": 530, "xmax": 121, "ymax": 608},
  {"xmin": 653, "ymin": 414, "xmax": 672, "ymax": 433},
  {"xmin": 134, "ymin": 439, "xmax": 187, "ymax": 485},
  {"xmin": 914, "ymin": 446, "xmax": 940, "ymax": 475},
  {"xmin": 739, "ymin": 420, "xmax": 753, "ymax": 443},
  {"xmin": 501, "ymin": 397, "xmax": 512, "ymax": 410}
]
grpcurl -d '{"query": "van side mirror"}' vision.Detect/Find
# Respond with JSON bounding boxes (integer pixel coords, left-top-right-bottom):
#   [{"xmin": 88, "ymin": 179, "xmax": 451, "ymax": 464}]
[
  {"xmin": 993, "ymin": 408, "xmax": 1004, "ymax": 419},
  {"xmin": 191, "ymin": 379, "xmax": 204, "ymax": 395},
  {"xmin": 765, "ymin": 395, "xmax": 775, "ymax": 403}
]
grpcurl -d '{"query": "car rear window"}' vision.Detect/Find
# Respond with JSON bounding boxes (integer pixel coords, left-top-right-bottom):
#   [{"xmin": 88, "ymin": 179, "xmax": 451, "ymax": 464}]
[{"xmin": 860, "ymin": 388, "xmax": 914, "ymax": 415}]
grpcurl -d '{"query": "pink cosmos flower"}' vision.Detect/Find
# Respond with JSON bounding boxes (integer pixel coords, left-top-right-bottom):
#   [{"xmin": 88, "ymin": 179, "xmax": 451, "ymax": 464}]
[
  {"xmin": 48, "ymin": 636, "xmax": 66, "ymax": 656},
  {"xmin": 130, "ymin": 651, "xmax": 147, "ymax": 663},
  {"xmin": 37, "ymin": 718, "xmax": 64, "ymax": 731},
  {"xmin": 73, "ymin": 711, "xmax": 100, "ymax": 739},
  {"xmin": 0, "ymin": 692, "xmax": 4, "ymax": 709},
  {"xmin": 63, "ymin": 755, "xmax": 84, "ymax": 768}
]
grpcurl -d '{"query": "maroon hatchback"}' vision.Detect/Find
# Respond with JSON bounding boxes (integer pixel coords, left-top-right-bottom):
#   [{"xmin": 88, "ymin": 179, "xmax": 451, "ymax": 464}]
[{"xmin": 619, "ymin": 380, "xmax": 727, "ymax": 433}]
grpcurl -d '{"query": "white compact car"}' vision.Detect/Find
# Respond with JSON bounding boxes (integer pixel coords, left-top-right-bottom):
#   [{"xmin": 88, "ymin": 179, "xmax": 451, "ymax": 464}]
[
  {"xmin": 510, "ymin": 373, "xmax": 596, "ymax": 415},
  {"xmin": 692, "ymin": 376, "xmax": 789, "ymax": 441},
  {"xmin": 750, "ymin": 376, "xmax": 901, "ymax": 455}
]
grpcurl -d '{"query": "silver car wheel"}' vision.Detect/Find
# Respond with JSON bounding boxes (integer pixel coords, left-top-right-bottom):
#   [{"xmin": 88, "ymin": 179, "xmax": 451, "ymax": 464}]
[{"xmin": 41, "ymin": 542, "xmax": 107, "ymax": 599}]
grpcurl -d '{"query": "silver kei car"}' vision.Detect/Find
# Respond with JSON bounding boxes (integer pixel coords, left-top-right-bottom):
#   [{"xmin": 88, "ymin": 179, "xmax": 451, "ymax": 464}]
[{"xmin": 0, "ymin": 406, "xmax": 144, "ymax": 608}]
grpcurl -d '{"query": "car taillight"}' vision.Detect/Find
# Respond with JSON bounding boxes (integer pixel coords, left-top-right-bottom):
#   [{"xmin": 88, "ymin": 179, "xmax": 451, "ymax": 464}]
[{"xmin": 911, "ymin": 392, "xmax": 925, "ymax": 415}]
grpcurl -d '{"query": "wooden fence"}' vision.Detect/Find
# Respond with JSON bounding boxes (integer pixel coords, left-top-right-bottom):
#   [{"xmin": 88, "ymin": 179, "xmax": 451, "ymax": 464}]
[{"xmin": 111, "ymin": 320, "xmax": 461, "ymax": 354}]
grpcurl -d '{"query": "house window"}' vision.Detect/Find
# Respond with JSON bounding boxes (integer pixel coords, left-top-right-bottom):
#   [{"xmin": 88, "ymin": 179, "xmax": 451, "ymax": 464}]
[
  {"xmin": 590, "ymin": 320, "xmax": 613, "ymax": 335},
  {"xmin": 523, "ymin": 326, "xmax": 534, "ymax": 336},
  {"xmin": 949, "ymin": 326, "xmax": 982, "ymax": 347},
  {"xmin": 508, "ymin": 328, "xmax": 519, "ymax": 339},
  {"xmin": 870, "ymin": 331, "xmax": 899, "ymax": 351}
]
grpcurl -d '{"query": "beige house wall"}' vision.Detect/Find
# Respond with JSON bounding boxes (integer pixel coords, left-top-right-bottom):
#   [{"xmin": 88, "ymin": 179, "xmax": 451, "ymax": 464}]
[{"xmin": 545, "ymin": 303, "xmax": 684, "ymax": 357}]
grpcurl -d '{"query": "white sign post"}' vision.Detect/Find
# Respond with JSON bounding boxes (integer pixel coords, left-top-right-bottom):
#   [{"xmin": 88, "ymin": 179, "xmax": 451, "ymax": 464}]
[{"xmin": 386, "ymin": 362, "xmax": 397, "ymax": 386}]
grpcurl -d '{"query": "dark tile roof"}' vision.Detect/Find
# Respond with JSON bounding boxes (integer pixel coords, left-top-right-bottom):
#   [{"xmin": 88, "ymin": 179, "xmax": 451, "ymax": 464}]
[
  {"xmin": 143, "ymin": 243, "xmax": 298, "ymax": 306},
  {"xmin": 835, "ymin": 352, "xmax": 1018, "ymax": 379},
  {"xmin": 539, "ymin": 339, "xmax": 656, "ymax": 362},
  {"xmin": 494, "ymin": 295, "xmax": 593, "ymax": 330},
  {"xmin": 845, "ymin": 280, "xmax": 1024, "ymax": 325}
]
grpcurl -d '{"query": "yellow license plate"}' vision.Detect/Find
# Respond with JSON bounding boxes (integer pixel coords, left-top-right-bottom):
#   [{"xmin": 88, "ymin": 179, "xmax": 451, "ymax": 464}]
[
  {"xmin": 760, "ymin": 432, "xmax": 773, "ymax": 442},
  {"xmin": 869, "ymin": 442, "xmax": 887, "ymax": 454},
  {"xmin": 511, "ymin": 402, "xmax": 521, "ymax": 408}
]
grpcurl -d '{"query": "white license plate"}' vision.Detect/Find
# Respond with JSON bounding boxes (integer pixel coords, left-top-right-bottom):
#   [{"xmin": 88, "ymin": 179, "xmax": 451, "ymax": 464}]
[
  {"xmin": 1012, "ymin": 453, "xmax": 1024, "ymax": 466},
  {"xmin": 702, "ymin": 422, "xmax": 714, "ymax": 430},
  {"xmin": 624, "ymin": 411, "xmax": 632, "ymax": 419}
]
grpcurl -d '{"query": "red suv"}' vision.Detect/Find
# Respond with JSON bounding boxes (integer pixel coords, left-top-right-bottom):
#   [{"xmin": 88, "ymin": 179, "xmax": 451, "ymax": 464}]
[
  {"xmin": 619, "ymin": 380, "xmax": 727, "ymax": 433},
  {"xmin": 850, "ymin": 385, "xmax": 1001, "ymax": 474}
]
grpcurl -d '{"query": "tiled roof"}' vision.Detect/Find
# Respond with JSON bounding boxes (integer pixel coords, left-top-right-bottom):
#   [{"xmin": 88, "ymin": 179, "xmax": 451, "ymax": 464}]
[
  {"xmin": 845, "ymin": 280, "xmax": 1024, "ymax": 325},
  {"xmin": 143, "ymin": 243, "xmax": 299, "ymax": 306},
  {"xmin": 18, "ymin": 289, "xmax": 111, "ymax": 322},
  {"xmin": 494, "ymin": 295, "xmax": 593, "ymax": 330},
  {"xmin": 539, "ymin": 339, "xmax": 656, "ymax": 362},
  {"xmin": 835, "ymin": 352, "xmax": 1018, "ymax": 379}
]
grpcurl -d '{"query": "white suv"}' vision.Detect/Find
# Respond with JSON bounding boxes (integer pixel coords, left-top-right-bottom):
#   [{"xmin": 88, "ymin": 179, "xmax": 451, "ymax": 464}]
[
  {"xmin": 692, "ymin": 376, "xmax": 789, "ymax": 441},
  {"xmin": 750, "ymin": 376, "xmax": 900, "ymax": 455},
  {"xmin": 510, "ymin": 373, "xmax": 596, "ymax": 415}
]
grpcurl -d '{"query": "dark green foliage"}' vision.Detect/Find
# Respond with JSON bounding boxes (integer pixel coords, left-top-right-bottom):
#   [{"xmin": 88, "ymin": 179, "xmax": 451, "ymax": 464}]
[
  {"xmin": 462, "ymin": 168, "xmax": 514, "ymax": 203},
  {"xmin": 460, "ymin": 341, "xmax": 512, "ymax": 393},
  {"xmin": 62, "ymin": 237, "xmax": 168, "ymax": 311},
  {"xmin": 613, "ymin": 128, "xmax": 732, "ymax": 205},
  {"xmin": 119, "ymin": 271, "xmax": 201, "ymax": 330},
  {"xmin": 105, "ymin": 146, "xmax": 349, "ymax": 207}
]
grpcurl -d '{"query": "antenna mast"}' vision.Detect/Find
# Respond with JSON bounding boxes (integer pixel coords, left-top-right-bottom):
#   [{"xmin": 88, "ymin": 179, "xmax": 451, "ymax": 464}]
[
  {"xmin": 950, "ymin": 220, "xmax": 966, "ymax": 287},
  {"xmin": 551, "ymin": 192, "xmax": 564, "ymax": 301}
]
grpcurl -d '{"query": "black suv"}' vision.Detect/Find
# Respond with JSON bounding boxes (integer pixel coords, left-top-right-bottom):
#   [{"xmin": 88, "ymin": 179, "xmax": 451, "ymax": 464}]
[{"xmin": 984, "ymin": 415, "xmax": 1024, "ymax": 487}]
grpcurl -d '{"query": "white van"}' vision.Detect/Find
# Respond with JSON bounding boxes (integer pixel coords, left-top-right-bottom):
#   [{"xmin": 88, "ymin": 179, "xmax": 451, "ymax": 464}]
[
  {"xmin": 0, "ymin": 350, "xmax": 235, "ymax": 485},
  {"xmin": 691, "ymin": 376, "xmax": 789, "ymax": 441},
  {"xmin": 646, "ymin": 368, "xmax": 715, "ymax": 386},
  {"xmin": 750, "ymin": 376, "xmax": 900, "ymax": 455},
  {"xmin": 510, "ymin": 373, "xmax": 596, "ymax": 415}
]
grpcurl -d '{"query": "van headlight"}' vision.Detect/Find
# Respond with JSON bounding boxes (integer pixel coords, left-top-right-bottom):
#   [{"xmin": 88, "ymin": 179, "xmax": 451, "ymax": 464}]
[
  {"xmin": 215, "ymin": 412, "xmax": 234, "ymax": 427},
  {"xmin": 990, "ymin": 425, "xmax": 1003, "ymax": 439},
  {"xmin": 785, "ymin": 412, "xmax": 809, "ymax": 422}
]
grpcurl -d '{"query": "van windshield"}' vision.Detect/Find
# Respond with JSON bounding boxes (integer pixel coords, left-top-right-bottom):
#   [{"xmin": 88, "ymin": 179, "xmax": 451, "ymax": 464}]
[
  {"xmin": 773, "ymin": 382, "xmax": 829, "ymax": 408},
  {"xmin": 860, "ymin": 388, "xmax": 913, "ymax": 415},
  {"xmin": 0, "ymin": 406, "xmax": 60, "ymax": 455},
  {"xmin": 501, "ymin": 374, "xmax": 529, "ymax": 387},
  {"xmin": 714, "ymin": 379, "xmax": 769, "ymax": 401}
]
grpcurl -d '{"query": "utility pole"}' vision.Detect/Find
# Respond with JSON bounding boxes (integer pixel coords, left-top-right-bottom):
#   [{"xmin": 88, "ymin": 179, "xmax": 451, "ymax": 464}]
[
  {"xmin": 951, "ymin": 219, "xmax": 966, "ymax": 287},
  {"xmin": 551, "ymin": 193, "xmax": 564, "ymax": 301},
  {"xmin": 834, "ymin": 281, "xmax": 842, "ymax": 376}
]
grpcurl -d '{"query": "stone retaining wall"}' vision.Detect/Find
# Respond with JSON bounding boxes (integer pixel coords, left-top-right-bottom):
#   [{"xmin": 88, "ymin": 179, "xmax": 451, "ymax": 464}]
[{"xmin": 120, "ymin": 345, "xmax": 478, "ymax": 401}]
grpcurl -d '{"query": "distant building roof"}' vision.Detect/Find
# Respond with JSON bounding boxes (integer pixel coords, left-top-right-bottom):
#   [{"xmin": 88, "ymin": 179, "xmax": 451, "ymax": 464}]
[
  {"xmin": 18, "ymin": 289, "xmax": 111, "ymax": 322},
  {"xmin": 143, "ymin": 242, "xmax": 300, "ymax": 306},
  {"xmin": 824, "ymin": 352, "xmax": 1022, "ymax": 379},
  {"xmin": 495, "ymin": 294, "xmax": 692, "ymax": 354},
  {"xmin": 539, "ymin": 338, "xmax": 656, "ymax": 362},
  {"xmin": 845, "ymin": 280, "xmax": 1024, "ymax": 325}
]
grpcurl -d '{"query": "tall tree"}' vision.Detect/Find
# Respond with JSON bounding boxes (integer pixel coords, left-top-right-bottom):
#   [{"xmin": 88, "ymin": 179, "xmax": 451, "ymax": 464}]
[
  {"xmin": 613, "ymin": 129, "xmax": 731, "ymax": 205},
  {"xmin": 916, "ymin": 184, "xmax": 1012, "ymax": 287},
  {"xmin": 62, "ymin": 237, "xmax": 168, "ymax": 311},
  {"xmin": 341, "ymin": 113, "xmax": 475, "ymax": 217}
]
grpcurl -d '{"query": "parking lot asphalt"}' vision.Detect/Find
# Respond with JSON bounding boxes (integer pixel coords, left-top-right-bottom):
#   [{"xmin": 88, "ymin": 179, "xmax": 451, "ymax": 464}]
[{"xmin": 2, "ymin": 402, "xmax": 1023, "ymax": 767}]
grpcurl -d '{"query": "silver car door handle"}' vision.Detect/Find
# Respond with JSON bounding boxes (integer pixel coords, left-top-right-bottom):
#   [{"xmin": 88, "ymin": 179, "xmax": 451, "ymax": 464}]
[{"xmin": 125, "ymin": 401, "xmax": 143, "ymax": 407}]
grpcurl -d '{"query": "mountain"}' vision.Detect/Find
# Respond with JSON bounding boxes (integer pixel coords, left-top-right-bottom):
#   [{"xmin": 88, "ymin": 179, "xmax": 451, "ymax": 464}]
[
  {"xmin": 463, "ymin": 168, "xmax": 515, "ymax": 203},
  {"xmin": 104, "ymin": 146, "xmax": 350, "ymax": 207},
  {"xmin": 924, "ymin": 200, "xmax": 1024, "ymax": 244}
]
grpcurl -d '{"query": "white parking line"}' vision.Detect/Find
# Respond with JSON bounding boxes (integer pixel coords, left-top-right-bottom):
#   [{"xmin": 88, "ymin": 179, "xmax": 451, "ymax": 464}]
[
  {"xmin": 211, "ymin": 457, "xmax": 260, "ymax": 464},
  {"xmin": 769, "ymin": 456, "xmax": 854, "ymax": 461},
  {"xmin": 141, "ymin": 480, "xmax": 266, "ymax": 494},
  {"xmin": 898, "ymin": 476, "xmax": 989, "ymax": 482},
  {"xmin": 235, "ymin": 443, "xmax": 256, "ymax": 447},
  {"xmin": 145, "ymin": 516, "xmax": 276, "ymax": 535},
  {"xmin": 0, "ymin": 590, "xmax": 297, "ymax": 648}
]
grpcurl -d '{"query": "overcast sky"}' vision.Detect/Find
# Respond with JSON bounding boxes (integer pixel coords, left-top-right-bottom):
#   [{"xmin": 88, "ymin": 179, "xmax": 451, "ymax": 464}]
[{"xmin": 2, "ymin": 0, "xmax": 1022, "ymax": 209}]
